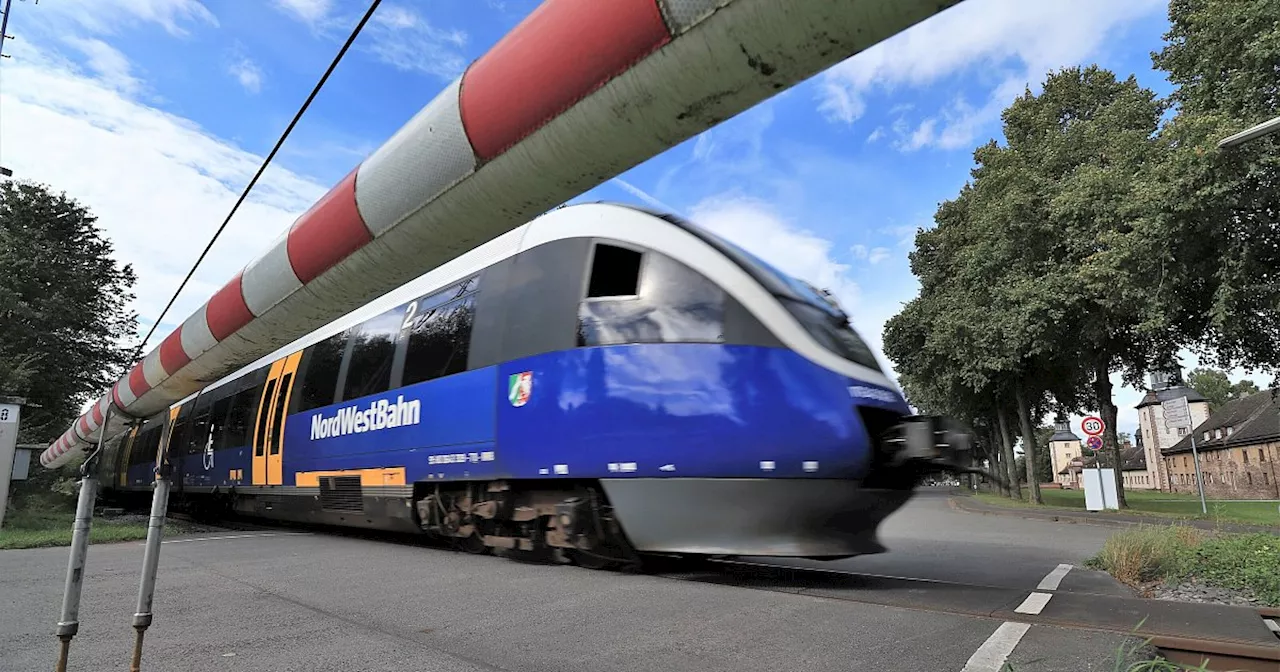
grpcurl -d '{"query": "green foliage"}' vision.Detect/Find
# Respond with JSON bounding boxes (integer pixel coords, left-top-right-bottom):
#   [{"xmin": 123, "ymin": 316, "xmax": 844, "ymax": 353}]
[
  {"xmin": 0, "ymin": 180, "xmax": 137, "ymax": 443},
  {"xmin": 1090, "ymin": 526, "xmax": 1280, "ymax": 606},
  {"xmin": 1186, "ymin": 367, "xmax": 1263, "ymax": 411},
  {"xmin": 1144, "ymin": 0, "xmax": 1280, "ymax": 380}
]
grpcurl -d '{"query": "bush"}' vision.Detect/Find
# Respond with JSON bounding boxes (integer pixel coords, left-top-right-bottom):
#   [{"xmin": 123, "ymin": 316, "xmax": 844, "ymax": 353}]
[
  {"xmin": 1089, "ymin": 526, "xmax": 1280, "ymax": 606},
  {"xmin": 1088, "ymin": 526, "xmax": 1204, "ymax": 585}
]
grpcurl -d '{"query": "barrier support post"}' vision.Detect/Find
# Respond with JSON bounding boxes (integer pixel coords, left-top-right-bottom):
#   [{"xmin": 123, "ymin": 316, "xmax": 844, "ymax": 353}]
[
  {"xmin": 54, "ymin": 408, "xmax": 111, "ymax": 672},
  {"xmin": 128, "ymin": 433, "xmax": 172, "ymax": 671}
]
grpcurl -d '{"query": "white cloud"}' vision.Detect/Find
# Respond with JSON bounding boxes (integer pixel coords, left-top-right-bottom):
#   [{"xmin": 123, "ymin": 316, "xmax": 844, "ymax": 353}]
[
  {"xmin": 0, "ymin": 39, "xmax": 327, "ymax": 347},
  {"xmin": 273, "ymin": 0, "xmax": 333, "ymax": 26},
  {"xmin": 64, "ymin": 38, "xmax": 142, "ymax": 95},
  {"xmin": 689, "ymin": 195, "xmax": 860, "ymax": 311},
  {"xmin": 819, "ymin": 0, "xmax": 1164, "ymax": 149},
  {"xmin": 865, "ymin": 127, "xmax": 884, "ymax": 144},
  {"xmin": 867, "ymin": 247, "xmax": 891, "ymax": 265},
  {"xmin": 683, "ymin": 195, "xmax": 904, "ymax": 373},
  {"xmin": 40, "ymin": 0, "xmax": 217, "ymax": 37},
  {"xmin": 609, "ymin": 177, "xmax": 677, "ymax": 213},
  {"xmin": 364, "ymin": 5, "xmax": 468, "ymax": 80},
  {"xmin": 228, "ymin": 54, "xmax": 264, "ymax": 93}
]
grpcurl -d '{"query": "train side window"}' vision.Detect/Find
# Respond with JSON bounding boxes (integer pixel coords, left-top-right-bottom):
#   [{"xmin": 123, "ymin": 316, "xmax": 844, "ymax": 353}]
[
  {"xmin": 586, "ymin": 244, "xmax": 642, "ymax": 298},
  {"xmin": 340, "ymin": 307, "xmax": 403, "ymax": 402},
  {"xmin": 578, "ymin": 251, "xmax": 725, "ymax": 347},
  {"xmin": 401, "ymin": 295, "xmax": 475, "ymax": 386},
  {"xmin": 218, "ymin": 385, "xmax": 258, "ymax": 450},
  {"xmin": 167, "ymin": 413, "xmax": 188, "ymax": 459},
  {"xmin": 131, "ymin": 426, "xmax": 161, "ymax": 467},
  {"xmin": 209, "ymin": 394, "xmax": 233, "ymax": 448},
  {"xmin": 187, "ymin": 407, "xmax": 211, "ymax": 456},
  {"xmin": 297, "ymin": 331, "xmax": 348, "ymax": 411}
]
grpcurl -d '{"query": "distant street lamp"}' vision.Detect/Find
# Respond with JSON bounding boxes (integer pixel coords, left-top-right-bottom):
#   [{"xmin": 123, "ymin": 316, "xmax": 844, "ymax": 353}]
[{"xmin": 1217, "ymin": 115, "xmax": 1280, "ymax": 149}]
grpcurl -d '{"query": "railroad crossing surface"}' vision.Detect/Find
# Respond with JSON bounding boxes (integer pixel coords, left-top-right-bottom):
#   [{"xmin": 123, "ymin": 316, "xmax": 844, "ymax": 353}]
[{"xmin": 1, "ymin": 490, "xmax": 1273, "ymax": 671}]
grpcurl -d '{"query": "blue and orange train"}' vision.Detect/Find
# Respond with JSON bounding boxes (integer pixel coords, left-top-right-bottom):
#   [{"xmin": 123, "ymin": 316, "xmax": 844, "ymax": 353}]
[{"xmin": 98, "ymin": 203, "xmax": 968, "ymax": 567}]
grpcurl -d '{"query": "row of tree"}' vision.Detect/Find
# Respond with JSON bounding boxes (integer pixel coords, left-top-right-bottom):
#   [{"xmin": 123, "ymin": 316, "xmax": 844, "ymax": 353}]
[{"xmin": 882, "ymin": 0, "xmax": 1280, "ymax": 507}]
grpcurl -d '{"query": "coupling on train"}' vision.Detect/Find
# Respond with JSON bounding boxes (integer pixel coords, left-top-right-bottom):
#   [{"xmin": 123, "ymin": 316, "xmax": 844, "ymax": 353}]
[{"xmin": 96, "ymin": 203, "xmax": 971, "ymax": 567}]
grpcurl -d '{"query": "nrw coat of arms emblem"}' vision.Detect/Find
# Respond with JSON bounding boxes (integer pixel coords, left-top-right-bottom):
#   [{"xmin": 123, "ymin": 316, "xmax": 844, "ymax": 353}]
[{"xmin": 507, "ymin": 371, "xmax": 532, "ymax": 407}]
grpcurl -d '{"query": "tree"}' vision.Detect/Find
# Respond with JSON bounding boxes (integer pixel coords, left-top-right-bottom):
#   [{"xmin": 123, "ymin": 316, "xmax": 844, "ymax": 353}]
[
  {"xmin": 1144, "ymin": 0, "xmax": 1280, "ymax": 381},
  {"xmin": 0, "ymin": 181, "xmax": 137, "ymax": 442},
  {"xmin": 1032, "ymin": 425, "xmax": 1054, "ymax": 484},
  {"xmin": 1187, "ymin": 367, "xmax": 1263, "ymax": 411}
]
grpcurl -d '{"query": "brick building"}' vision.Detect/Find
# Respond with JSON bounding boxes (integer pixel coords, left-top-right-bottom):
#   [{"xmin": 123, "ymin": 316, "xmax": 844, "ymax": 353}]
[
  {"xmin": 1135, "ymin": 369, "xmax": 1211, "ymax": 491},
  {"xmin": 1057, "ymin": 442, "xmax": 1154, "ymax": 490},
  {"xmin": 1162, "ymin": 388, "xmax": 1280, "ymax": 500}
]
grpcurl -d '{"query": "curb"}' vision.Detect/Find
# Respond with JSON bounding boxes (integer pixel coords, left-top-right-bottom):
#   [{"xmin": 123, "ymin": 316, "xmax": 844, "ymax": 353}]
[{"xmin": 946, "ymin": 495, "xmax": 1280, "ymax": 534}]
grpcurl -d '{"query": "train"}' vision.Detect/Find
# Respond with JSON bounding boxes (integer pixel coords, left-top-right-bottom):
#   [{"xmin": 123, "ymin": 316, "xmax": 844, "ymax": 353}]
[{"xmin": 95, "ymin": 203, "xmax": 972, "ymax": 568}]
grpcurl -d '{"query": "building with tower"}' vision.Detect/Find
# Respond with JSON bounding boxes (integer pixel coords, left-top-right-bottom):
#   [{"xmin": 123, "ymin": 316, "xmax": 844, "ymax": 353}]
[
  {"xmin": 1047, "ymin": 418, "xmax": 1083, "ymax": 488},
  {"xmin": 1135, "ymin": 366, "xmax": 1210, "ymax": 491}
]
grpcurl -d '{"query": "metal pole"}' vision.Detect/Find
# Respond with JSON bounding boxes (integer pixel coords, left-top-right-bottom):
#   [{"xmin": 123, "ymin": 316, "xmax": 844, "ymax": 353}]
[
  {"xmin": 1189, "ymin": 433, "xmax": 1207, "ymax": 514},
  {"xmin": 129, "ymin": 414, "xmax": 174, "ymax": 671},
  {"xmin": 1217, "ymin": 115, "xmax": 1280, "ymax": 149},
  {"xmin": 54, "ymin": 407, "xmax": 111, "ymax": 672},
  {"xmin": 0, "ymin": 0, "xmax": 14, "ymax": 61}
]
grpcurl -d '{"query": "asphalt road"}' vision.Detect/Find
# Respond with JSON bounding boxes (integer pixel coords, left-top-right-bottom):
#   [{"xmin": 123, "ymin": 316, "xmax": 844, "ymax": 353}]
[{"xmin": 1, "ymin": 490, "xmax": 1150, "ymax": 672}]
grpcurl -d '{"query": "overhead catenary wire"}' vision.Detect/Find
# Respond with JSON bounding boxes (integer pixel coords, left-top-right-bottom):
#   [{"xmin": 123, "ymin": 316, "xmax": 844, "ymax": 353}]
[{"xmin": 129, "ymin": 0, "xmax": 383, "ymax": 363}]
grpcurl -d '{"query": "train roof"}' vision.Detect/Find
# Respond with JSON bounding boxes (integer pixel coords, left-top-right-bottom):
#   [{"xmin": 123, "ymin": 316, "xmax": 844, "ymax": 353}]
[{"xmin": 169, "ymin": 201, "xmax": 894, "ymax": 411}]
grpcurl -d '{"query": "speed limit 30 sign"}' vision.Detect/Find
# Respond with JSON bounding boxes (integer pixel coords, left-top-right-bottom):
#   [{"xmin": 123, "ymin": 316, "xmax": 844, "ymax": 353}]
[{"xmin": 1081, "ymin": 416, "xmax": 1105, "ymax": 437}]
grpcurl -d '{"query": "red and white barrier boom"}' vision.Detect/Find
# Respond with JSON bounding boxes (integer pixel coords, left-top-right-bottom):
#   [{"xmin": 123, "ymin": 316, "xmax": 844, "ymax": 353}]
[{"xmin": 41, "ymin": 0, "xmax": 963, "ymax": 469}]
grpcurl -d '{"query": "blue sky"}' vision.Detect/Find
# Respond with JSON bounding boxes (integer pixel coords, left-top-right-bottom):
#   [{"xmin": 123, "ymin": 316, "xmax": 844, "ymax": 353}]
[{"xmin": 0, "ymin": 0, "xmax": 1260, "ymax": 437}]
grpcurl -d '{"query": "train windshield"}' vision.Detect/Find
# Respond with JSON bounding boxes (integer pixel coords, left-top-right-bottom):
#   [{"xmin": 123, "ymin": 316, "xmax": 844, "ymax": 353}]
[{"xmin": 694, "ymin": 228, "xmax": 882, "ymax": 372}]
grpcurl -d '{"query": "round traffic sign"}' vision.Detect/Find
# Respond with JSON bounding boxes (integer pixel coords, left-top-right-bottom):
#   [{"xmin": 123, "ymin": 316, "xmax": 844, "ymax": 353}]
[
  {"xmin": 1086, "ymin": 435, "xmax": 1103, "ymax": 451},
  {"xmin": 1081, "ymin": 416, "xmax": 1105, "ymax": 437}
]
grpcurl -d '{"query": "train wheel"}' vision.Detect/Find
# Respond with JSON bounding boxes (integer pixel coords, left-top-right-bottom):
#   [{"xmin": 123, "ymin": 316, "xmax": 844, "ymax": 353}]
[
  {"xmin": 461, "ymin": 532, "xmax": 488, "ymax": 555},
  {"xmin": 568, "ymin": 549, "xmax": 618, "ymax": 570}
]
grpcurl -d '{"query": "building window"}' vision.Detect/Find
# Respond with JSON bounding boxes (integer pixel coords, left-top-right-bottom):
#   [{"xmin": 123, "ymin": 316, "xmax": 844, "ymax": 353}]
[
  {"xmin": 1226, "ymin": 426, "xmax": 1234, "ymax": 436},
  {"xmin": 1265, "ymin": 473, "xmax": 1270, "ymax": 486},
  {"xmin": 1177, "ymin": 427, "xmax": 1187, "ymax": 436},
  {"xmin": 1248, "ymin": 473, "xmax": 1253, "ymax": 485},
  {"xmin": 1214, "ymin": 428, "xmax": 1222, "ymax": 439},
  {"xmin": 1261, "ymin": 449, "xmax": 1267, "ymax": 462},
  {"xmin": 1243, "ymin": 450, "xmax": 1249, "ymax": 465},
  {"xmin": 1203, "ymin": 431, "xmax": 1210, "ymax": 441}
]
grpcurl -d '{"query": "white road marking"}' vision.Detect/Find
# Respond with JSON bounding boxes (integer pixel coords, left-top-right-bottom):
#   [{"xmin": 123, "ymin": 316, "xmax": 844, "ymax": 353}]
[
  {"xmin": 160, "ymin": 532, "xmax": 311, "ymax": 545},
  {"xmin": 961, "ymin": 622, "xmax": 1031, "ymax": 672},
  {"xmin": 1014, "ymin": 592, "xmax": 1052, "ymax": 615},
  {"xmin": 1036, "ymin": 563, "xmax": 1073, "ymax": 591}
]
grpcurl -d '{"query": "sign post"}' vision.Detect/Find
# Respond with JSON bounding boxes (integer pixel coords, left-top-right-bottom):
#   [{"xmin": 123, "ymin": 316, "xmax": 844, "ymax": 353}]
[
  {"xmin": 1162, "ymin": 396, "xmax": 1206, "ymax": 514},
  {"xmin": 1080, "ymin": 416, "xmax": 1115, "ymax": 510},
  {"xmin": 0, "ymin": 399, "xmax": 21, "ymax": 529}
]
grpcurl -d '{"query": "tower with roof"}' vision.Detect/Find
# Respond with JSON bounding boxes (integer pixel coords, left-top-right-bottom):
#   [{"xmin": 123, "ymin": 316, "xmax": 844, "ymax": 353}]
[
  {"xmin": 1048, "ymin": 415, "xmax": 1083, "ymax": 488},
  {"xmin": 1135, "ymin": 365, "xmax": 1210, "ymax": 491}
]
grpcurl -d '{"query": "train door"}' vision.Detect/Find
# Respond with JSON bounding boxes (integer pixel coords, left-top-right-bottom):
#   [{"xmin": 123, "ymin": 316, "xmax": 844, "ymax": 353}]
[
  {"xmin": 118, "ymin": 426, "xmax": 139, "ymax": 487},
  {"xmin": 251, "ymin": 351, "xmax": 303, "ymax": 486},
  {"xmin": 159, "ymin": 406, "xmax": 182, "ymax": 479}
]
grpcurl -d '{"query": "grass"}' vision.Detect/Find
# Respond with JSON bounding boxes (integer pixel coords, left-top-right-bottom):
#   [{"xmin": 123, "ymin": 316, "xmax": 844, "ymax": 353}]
[
  {"xmin": 1087, "ymin": 525, "xmax": 1280, "ymax": 606},
  {"xmin": 1, "ymin": 474, "xmax": 196, "ymax": 550},
  {"xmin": 974, "ymin": 487, "xmax": 1280, "ymax": 527}
]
